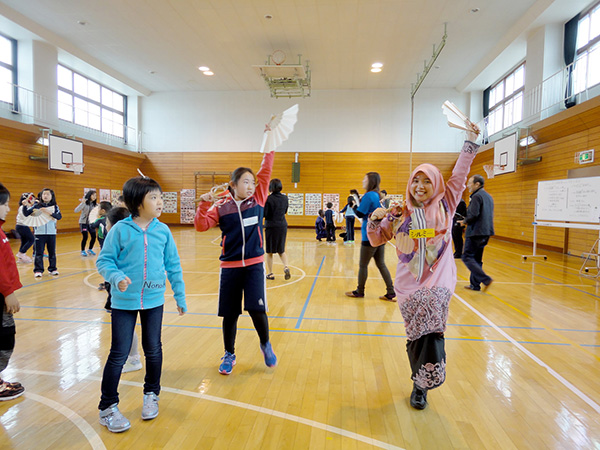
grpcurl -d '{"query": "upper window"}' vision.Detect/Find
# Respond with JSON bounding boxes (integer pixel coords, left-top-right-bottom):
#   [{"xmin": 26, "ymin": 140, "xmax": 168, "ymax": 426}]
[
  {"xmin": 0, "ymin": 34, "xmax": 16, "ymax": 106},
  {"xmin": 57, "ymin": 65, "xmax": 126, "ymax": 139},
  {"xmin": 487, "ymin": 63, "xmax": 525, "ymax": 136},
  {"xmin": 574, "ymin": 3, "xmax": 600, "ymax": 94}
]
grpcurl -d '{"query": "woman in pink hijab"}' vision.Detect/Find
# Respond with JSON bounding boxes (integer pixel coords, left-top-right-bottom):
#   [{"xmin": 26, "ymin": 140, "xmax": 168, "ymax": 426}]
[{"xmin": 367, "ymin": 122, "xmax": 480, "ymax": 410}]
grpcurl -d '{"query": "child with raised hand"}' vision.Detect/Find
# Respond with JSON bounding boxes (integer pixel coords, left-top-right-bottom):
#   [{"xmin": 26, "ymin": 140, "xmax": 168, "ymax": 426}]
[
  {"xmin": 15, "ymin": 193, "xmax": 36, "ymax": 263},
  {"xmin": 0, "ymin": 182, "xmax": 25, "ymax": 401},
  {"xmin": 75, "ymin": 190, "xmax": 98, "ymax": 256},
  {"xmin": 194, "ymin": 148, "xmax": 277, "ymax": 376},
  {"xmin": 24, "ymin": 188, "xmax": 62, "ymax": 277},
  {"xmin": 367, "ymin": 121, "xmax": 481, "ymax": 411},
  {"xmin": 96, "ymin": 177, "xmax": 186, "ymax": 433}
]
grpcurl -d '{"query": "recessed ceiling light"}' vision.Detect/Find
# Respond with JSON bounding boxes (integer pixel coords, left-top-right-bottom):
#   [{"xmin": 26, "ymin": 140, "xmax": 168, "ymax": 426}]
[
  {"xmin": 198, "ymin": 66, "xmax": 210, "ymax": 71},
  {"xmin": 264, "ymin": 14, "xmax": 273, "ymax": 19},
  {"xmin": 470, "ymin": 8, "xmax": 480, "ymax": 13},
  {"xmin": 371, "ymin": 62, "xmax": 383, "ymax": 68},
  {"xmin": 148, "ymin": 70, "xmax": 156, "ymax": 75},
  {"xmin": 77, "ymin": 20, "xmax": 87, "ymax": 26},
  {"xmin": 203, "ymin": 71, "xmax": 214, "ymax": 76},
  {"xmin": 370, "ymin": 68, "xmax": 382, "ymax": 73}
]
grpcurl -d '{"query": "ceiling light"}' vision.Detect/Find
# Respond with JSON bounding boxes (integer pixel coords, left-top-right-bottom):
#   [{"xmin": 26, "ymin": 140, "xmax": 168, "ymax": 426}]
[
  {"xmin": 470, "ymin": 8, "xmax": 480, "ymax": 13},
  {"xmin": 519, "ymin": 136, "xmax": 536, "ymax": 146},
  {"xmin": 264, "ymin": 14, "xmax": 273, "ymax": 19},
  {"xmin": 203, "ymin": 71, "xmax": 214, "ymax": 76},
  {"xmin": 77, "ymin": 20, "xmax": 88, "ymax": 26},
  {"xmin": 198, "ymin": 66, "xmax": 210, "ymax": 71},
  {"xmin": 371, "ymin": 62, "xmax": 383, "ymax": 68},
  {"xmin": 370, "ymin": 68, "xmax": 382, "ymax": 73}
]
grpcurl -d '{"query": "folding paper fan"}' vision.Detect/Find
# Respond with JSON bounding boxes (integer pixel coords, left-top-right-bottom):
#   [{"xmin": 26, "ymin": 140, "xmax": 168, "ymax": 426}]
[
  {"xmin": 442, "ymin": 100, "xmax": 470, "ymax": 131},
  {"xmin": 88, "ymin": 205, "xmax": 100, "ymax": 224},
  {"xmin": 21, "ymin": 209, "xmax": 52, "ymax": 227},
  {"xmin": 259, "ymin": 104, "xmax": 299, "ymax": 153}
]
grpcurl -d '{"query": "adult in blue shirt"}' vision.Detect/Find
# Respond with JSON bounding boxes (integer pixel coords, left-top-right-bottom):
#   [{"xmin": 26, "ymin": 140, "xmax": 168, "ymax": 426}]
[{"xmin": 345, "ymin": 172, "xmax": 396, "ymax": 301}]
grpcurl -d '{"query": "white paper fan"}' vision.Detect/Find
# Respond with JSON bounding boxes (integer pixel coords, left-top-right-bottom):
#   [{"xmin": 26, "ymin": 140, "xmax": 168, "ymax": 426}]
[
  {"xmin": 442, "ymin": 100, "xmax": 470, "ymax": 131},
  {"xmin": 21, "ymin": 209, "xmax": 52, "ymax": 227},
  {"xmin": 259, "ymin": 104, "xmax": 299, "ymax": 153},
  {"xmin": 88, "ymin": 205, "xmax": 100, "ymax": 224}
]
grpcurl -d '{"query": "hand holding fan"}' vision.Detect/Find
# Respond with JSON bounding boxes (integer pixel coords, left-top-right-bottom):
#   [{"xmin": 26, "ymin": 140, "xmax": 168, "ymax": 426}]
[
  {"xmin": 21, "ymin": 208, "xmax": 52, "ymax": 227},
  {"xmin": 442, "ymin": 101, "xmax": 480, "ymax": 136},
  {"xmin": 259, "ymin": 104, "xmax": 299, "ymax": 153}
]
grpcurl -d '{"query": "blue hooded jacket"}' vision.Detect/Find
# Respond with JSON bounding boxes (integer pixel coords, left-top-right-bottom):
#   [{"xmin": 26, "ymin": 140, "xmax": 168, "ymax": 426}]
[{"xmin": 96, "ymin": 216, "xmax": 186, "ymax": 312}]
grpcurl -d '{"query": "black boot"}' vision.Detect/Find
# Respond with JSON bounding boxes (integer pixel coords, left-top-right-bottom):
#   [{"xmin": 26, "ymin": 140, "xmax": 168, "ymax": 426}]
[{"xmin": 410, "ymin": 383, "xmax": 428, "ymax": 410}]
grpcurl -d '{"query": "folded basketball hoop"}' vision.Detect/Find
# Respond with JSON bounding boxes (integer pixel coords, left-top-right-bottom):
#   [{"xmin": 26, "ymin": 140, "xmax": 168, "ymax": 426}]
[{"xmin": 66, "ymin": 162, "xmax": 85, "ymax": 175}]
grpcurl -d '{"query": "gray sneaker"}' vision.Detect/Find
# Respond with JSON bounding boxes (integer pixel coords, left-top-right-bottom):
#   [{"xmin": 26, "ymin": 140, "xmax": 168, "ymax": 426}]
[
  {"xmin": 99, "ymin": 403, "xmax": 130, "ymax": 433},
  {"xmin": 141, "ymin": 392, "xmax": 159, "ymax": 420}
]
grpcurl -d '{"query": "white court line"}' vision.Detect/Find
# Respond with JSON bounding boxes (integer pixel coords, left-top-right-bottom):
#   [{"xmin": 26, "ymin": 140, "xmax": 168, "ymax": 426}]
[
  {"xmin": 18, "ymin": 370, "xmax": 404, "ymax": 450},
  {"xmin": 25, "ymin": 391, "xmax": 106, "ymax": 450},
  {"xmin": 453, "ymin": 293, "xmax": 600, "ymax": 414}
]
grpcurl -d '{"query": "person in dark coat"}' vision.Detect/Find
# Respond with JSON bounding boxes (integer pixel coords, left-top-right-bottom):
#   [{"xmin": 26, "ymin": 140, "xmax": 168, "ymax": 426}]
[
  {"xmin": 452, "ymin": 199, "xmax": 467, "ymax": 258},
  {"xmin": 264, "ymin": 179, "xmax": 291, "ymax": 280},
  {"xmin": 460, "ymin": 175, "xmax": 494, "ymax": 291}
]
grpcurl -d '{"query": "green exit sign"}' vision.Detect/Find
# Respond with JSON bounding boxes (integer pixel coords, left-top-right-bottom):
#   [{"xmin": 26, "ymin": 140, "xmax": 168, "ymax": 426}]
[{"xmin": 579, "ymin": 149, "xmax": 595, "ymax": 164}]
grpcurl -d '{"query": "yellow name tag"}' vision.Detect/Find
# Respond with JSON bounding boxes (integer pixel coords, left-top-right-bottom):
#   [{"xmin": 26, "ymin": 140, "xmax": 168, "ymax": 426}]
[{"xmin": 409, "ymin": 228, "xmax": 435, "ymax": 239}]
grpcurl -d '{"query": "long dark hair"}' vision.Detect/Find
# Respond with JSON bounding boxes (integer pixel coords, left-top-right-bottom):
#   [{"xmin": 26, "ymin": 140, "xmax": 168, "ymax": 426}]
[
  {"xmin": 364, "ymin": 172, "xmax": 381, "ymax": 193},
  {"xmin": 84, "ymin": 189, "xmax": 97, "ymax": 206}
]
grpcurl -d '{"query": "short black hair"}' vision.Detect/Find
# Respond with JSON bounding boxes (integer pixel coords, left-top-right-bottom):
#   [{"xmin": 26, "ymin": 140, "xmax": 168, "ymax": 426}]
[
  {"xmin": 99, "ymin": 201, "xmax": 112, "ymax": 212},
  {"xmin": 106, "ymin": 206, "xmax": 130, "ymax": 228},
  {"xmin": 123, "ymin": 176, "xmax": 162, "ymax": 217},
  {"xmin": 326, "ymin": 202, "xmax": 333, "ymax": 208},
  {"xmin": 318, "ymin": 209, "xmax": 324, "ymax": 217},
  {"xmin": 472, "ymin": 174, "xmax": 485, "ymax": 187},
  {"xmin": 381, "ymin": 189, "xmax": 387, "ymax": 195},
  {"xmin": 269, "ymin": 178, "xmax": 283, "ymax": 194},
  {"xmin": 0, "ymin": 182, "xmax": 10, "ymax": 205},
  {"xmin": 38, "ymin": 188, "xmax": 57, "ymax": 206}
]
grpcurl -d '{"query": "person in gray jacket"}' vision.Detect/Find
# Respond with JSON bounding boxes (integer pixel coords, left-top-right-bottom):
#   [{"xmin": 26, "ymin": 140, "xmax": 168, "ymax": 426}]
[{"xmin": 460, "ymin": 175, "xmax": 494, "ymax": 291}]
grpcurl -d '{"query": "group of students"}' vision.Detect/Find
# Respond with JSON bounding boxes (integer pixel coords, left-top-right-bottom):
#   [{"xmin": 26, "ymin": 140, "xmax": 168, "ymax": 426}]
[{"xmin": 0, "ymin": 123, "xmax": 491, "ymax": 434}]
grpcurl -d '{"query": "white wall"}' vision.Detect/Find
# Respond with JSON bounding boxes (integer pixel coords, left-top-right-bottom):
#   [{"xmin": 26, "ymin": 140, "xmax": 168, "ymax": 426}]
[{"xmin": 140, "ymin": 87, "xmax": 470, "ymax": 153}]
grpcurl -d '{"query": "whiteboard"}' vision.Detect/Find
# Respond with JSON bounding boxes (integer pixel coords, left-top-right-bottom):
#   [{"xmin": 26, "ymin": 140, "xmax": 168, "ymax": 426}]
[{"xmin": 536, "ymin": 177, "xmax": 600, "ymax": 223}]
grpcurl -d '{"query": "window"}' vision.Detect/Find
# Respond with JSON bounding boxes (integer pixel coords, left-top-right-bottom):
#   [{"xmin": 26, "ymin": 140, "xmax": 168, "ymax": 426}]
[
  {"xmin": 0, "ymin": 34, "xmax": 17, "ymax": 106},
  {"xmin": 487, "ymin": 63, "xmax": 525, "ymax": 135},
  {"xmin": 57, "ymin": 65, "xmax": 126, "ymax": 139},
  {"xmin": 574, "ymin": 2, "xmax": 600, "ymax": 94}
]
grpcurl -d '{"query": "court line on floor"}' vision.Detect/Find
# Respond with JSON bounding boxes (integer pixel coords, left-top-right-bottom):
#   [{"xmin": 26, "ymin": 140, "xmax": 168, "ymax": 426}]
[
  {"xmin": 295, "ymin": 256, "xmax": 325, "ymax": 329},
  {"xmin": 453, "ymin": 292, "xmax": 600, "ymax": 414},
  {"xmin": 24, "ymin": 391, "xmax": 106, "ymax": 450},
  {"xmin": 18, "ymin": 369, "xmax": 405, "ymax": 450}
]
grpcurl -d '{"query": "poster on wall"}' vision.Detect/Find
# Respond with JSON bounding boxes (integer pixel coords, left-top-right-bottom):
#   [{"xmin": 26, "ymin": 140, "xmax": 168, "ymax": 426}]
[
  {"xmin": 111, "ymin": 190, "xmax": 122, "ymax": 205},
  {"xmin": 99, "ymin": 189, "xmax": 111, "ymax": 202},
  {"xmin": 305, "ymin": 193, "xmax": 321, "ymax": 216},
  {"xmin": 287, "ymin": 193, "xmax": 304, "ymax": 215},
  {"xmin": 83, "ymin": 187, "xmax": 95, "ymax": 196},
  {"xmin": 162, "ymin": 192, "xmax": 178, "ymax": 214},
  {"xmin": 180, "ymin": 189, "xmax": 196, "ymax": 224},
  {"xmin": 388, "ymin": 194, "xmax": 404, "ymax": 208},
  {"xmin": 322, "ymin": 193, "xmax": 340, "ymax": 212}
]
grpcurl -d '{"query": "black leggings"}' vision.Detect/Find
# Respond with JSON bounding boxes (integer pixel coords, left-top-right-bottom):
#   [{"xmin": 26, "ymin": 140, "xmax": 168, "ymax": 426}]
[
  {"xmin": 222, "ymin": 311, "xmax": 269, "ymax": 354},
  {"xmin": 80, "ymin": 224, "xmax": 96, "ymax": 251}
]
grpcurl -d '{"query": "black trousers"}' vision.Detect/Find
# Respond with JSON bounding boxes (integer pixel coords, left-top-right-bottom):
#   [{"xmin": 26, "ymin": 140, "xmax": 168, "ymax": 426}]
[
  {"xmin": 222, "ymin": 311, "xmax": 269, "ymax": 354},
  {"xmin": 451, "ymin": 223, "xmax": 464, "ymax": 257},
  {"xmin": 461, "ymin": 235, "xmax": 492, "ymax": 289},
  {"xmin": 34, "ymin": 234, "xmax": 57, "ymax": 273}
]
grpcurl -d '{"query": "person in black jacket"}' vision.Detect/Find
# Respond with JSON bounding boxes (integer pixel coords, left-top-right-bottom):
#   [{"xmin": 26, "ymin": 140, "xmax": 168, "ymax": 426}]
[
  {"xmin": 264, "ymin": 179, "xmax": 291, "ymax": 280},
  {"xmin": 460, "ymin": 175, "xmax": 494, "ymax": 291},
  {"xmin": 452, "ymin": 199, "xmax": 467, "ymax": 258}
]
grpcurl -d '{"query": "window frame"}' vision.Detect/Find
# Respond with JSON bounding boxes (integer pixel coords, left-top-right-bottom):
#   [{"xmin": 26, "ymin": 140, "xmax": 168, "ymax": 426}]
[
  {"xmin": 487, "ymin": 62, "xmax": 525, "ymax": 136},
  {"xmin": 0, "ymin": 33, "xmax": 18, "ymax": 110},
  {"xmin": 574, "ymin": 1, "xmax": 600, "ymax": 94},
  {"xmin": 57, "ymin": 64, "xmax": 127, "ymax": 141}
]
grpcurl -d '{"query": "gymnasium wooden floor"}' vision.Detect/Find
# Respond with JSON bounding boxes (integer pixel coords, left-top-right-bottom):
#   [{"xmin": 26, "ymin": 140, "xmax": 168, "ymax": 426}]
[{"xmin": 1, "ymin": 227, "xmax": 599, "ymax": 449}]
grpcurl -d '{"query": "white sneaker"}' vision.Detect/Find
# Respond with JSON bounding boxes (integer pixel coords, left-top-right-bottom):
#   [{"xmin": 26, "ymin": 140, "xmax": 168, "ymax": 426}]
[
  {"xmin": 99, "ymin": 403, "xmax": 130, "ymax": 432},
  {"xmin": 16, "ymin": 253, "xmax": 33, "ymax": 263},
  {"xmin": 141, "ymin": 392, "xmax": 159, "ymax": 420},
  {"xmin": 34, "ymin": 272, "xmax": 42, "ymax": 278},
  {"xmin": 122, "ymin": 356, "xmax": 142, "ymax": 373},
  {"xmin": 49, "ymin": 270, "xmax": 59, "ymax": 276}
]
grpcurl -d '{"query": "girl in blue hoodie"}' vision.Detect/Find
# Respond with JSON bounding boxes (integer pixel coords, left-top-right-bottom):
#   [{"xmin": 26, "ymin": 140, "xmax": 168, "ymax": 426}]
[{"xmin": 96, "ymin": 176, "xmax": 186, "ymax": 433}]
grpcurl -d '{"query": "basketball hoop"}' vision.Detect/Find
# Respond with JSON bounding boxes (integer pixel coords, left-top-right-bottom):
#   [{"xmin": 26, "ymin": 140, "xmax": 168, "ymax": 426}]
[
  {"xmin": 66, "ymin": 162, "xmax": 85, "ymax": 175},
  {"xmin": 482, "ymin": 164, "xmax": 505, "ymax": 179}
]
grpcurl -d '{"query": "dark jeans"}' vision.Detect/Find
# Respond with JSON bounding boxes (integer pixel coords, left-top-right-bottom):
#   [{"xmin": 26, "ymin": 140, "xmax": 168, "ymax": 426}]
[
  {"xmin": 34, "ymin": 235, "xmax": 56, "ymax": 273},
  {"xmin": 345, "ymin": 217, "xmax": 355, "ymax": 241},
  {"xmin": 451, "ymin": 223, "xmax": 464, "ymax": 257},
  {"xmin": 16, "ymin": 225, "xmax": 34, "ymax": 254},
  {"xmin": 99, "ymin": 305, "xmax": 163, "ymax": 410},
  {"xmin": 356, "ymin": 241, "xmax": 394, "ymax": 296},
  {"xmin": 80, "ymin": 224, "xmax": 96, "ymax": 251},
  {"xmin": 461, "ymin": 236, "xmax": 492, "ymax": 289},
  {"xmin": 326, "ymin": 223, "xmax": 336, "ymax": 241}
]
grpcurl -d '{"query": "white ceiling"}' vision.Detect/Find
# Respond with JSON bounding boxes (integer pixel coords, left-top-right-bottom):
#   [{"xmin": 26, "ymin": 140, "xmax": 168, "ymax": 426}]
[{"xmin": 0, "ymin": 0, "xmax": 595, "ymax": 96}]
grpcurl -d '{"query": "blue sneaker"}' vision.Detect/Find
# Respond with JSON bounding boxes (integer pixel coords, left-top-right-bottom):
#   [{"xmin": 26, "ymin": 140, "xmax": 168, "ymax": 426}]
[
  {"xmin": 87, "ymin": 249, "xmax": 96, "ymax": 256},
  {"xmin": 260, "ymin": 342, "xmax": 277, "ymax": 367},
  {"xmin": 81, "ymin": 251, "xmax": 87, "ymax": 257},
  {"xmin": 219, "ymin": 351, "xmax": 236, "ymax": 375}
]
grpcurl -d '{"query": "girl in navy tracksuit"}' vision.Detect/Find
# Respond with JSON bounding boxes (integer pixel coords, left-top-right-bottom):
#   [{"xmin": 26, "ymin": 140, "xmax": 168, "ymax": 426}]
[
  {"xmin": 24, "ymin": 188, "xmax": 62, "ymax": 277},
  {"xmin": 194, "ymin": 150, "xmax": 277, "ymax": 375}
]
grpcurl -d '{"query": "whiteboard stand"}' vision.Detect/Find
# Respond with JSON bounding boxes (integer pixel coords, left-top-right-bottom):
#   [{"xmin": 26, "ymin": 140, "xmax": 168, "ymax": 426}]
[
  {"xmin": 579, "ymin": 238, "xmax": 600, "ymax": 277},
  {"xmin": 522, "ymin": 220, "xmax": 547, "ymax": 261}
]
